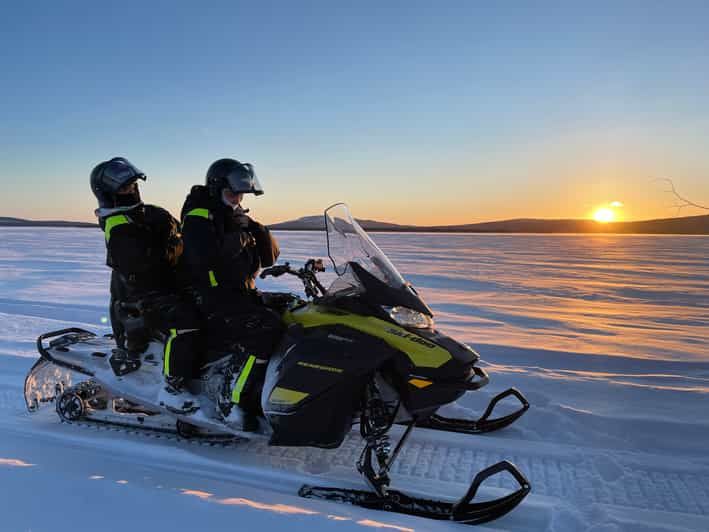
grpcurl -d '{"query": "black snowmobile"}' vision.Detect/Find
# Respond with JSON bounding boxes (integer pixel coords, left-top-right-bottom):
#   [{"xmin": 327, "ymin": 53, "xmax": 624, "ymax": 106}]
[{"xmin": 25, "ymin": 203, "xmax": 530, "ymax": 525}]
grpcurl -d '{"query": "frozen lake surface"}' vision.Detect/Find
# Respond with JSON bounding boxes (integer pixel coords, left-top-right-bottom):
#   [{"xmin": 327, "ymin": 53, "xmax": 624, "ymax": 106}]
[{"xmin": 1, "ymin": 227, "xmax": 708, "ymax": 531}]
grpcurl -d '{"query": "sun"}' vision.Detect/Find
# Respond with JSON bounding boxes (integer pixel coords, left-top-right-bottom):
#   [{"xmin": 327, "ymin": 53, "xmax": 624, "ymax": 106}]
[{"xmin": 593, "ymin": 208, "xmax": 615, "ymax": 223}]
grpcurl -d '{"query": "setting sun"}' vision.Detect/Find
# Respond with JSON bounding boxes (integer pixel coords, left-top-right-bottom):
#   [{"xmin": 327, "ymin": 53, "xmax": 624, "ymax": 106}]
[{"xmin": 593, "ymin": 208, "xmax": 615, "ymax": 223}]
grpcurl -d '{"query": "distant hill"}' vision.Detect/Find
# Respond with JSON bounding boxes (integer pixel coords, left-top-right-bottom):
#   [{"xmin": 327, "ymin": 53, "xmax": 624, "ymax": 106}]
[
  {"xmin": 2, "ymin": 214, "xmax": 708, "ymax": 234},
  {"xmin": 0, "ymin": 217, "xmax": 96, "ymax": 228},
  {"xmin": 271, "ymin": 215, "xmax": 413, "ymax": 231},
  {"xmin": 271, "ymin": 214, "xmax": 709, "ymax": 235}
]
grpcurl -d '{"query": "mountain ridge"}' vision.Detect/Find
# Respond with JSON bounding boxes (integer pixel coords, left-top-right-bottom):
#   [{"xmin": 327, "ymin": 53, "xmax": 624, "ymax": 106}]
[
  {"xmin": 271, "ymin": 213, "xmax": 709, "ymax": 235},
  {"xmin": 2, "ymin": 214, "xmax": 708, "ymax": 234},
  {"xmin": 0, "ymin": 217, "xmax": 96, "ymax": 228}
]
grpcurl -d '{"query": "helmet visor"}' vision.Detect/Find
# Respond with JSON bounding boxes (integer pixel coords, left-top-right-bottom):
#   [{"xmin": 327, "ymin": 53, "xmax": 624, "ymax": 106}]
[
  {"xmin": 224, "ymin": 163, "xmax": 264, "ymax": 196},
  {"xmin": 101, "ymin": 159, "xmax": 146, "ymax": 193}
]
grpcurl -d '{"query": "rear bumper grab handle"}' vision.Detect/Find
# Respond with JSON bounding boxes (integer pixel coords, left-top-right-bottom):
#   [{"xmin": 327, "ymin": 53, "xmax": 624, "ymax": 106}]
[{"xmin": 36, "ymin": 328, "xmax": 97, "ymax": 376}]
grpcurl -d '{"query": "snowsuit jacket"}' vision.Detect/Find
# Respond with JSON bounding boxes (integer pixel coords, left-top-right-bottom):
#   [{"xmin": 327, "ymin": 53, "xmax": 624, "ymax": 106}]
[
  {"xmin": 98, "ymin": 204, "xmax": 183, "ymax": 350},
  {"xmin": 99, "ymin": 204, "xmax": 182, "ymax": 299},
  {"xmin": 179, "ymin": 185, "xmax": 280, "ymax": 313}
]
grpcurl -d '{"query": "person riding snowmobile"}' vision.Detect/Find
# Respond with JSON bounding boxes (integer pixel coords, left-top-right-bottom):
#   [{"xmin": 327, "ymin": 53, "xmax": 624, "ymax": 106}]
[
  {"xmin": 90, "ymin": 157, "xmax": 202, "ymax": 413},
  {"xmin": 179, "ymin": 158, "xmax": 283, "ymax": 426}
]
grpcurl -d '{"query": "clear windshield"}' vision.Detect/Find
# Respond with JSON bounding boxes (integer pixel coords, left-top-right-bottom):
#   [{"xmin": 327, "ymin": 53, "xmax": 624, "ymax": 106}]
[{"xmin": 324, "ymin": 203, "xmax": 407, "ymax": 293}]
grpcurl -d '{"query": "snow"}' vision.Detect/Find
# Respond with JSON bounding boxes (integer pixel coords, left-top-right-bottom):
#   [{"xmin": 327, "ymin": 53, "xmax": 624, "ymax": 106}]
[{"xmin": 1, "ymin": 227, "xmax": 708, "ymax": 531}]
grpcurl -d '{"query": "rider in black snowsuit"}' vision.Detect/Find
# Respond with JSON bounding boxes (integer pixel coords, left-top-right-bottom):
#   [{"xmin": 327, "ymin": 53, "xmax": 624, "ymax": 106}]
[
  {"xmin": 90, "ymin": 157, "xmax": 201, "ymax": 412},
  {"xmin": 179, "ymin": 158, "xmax": 283, "ymax": 422}
]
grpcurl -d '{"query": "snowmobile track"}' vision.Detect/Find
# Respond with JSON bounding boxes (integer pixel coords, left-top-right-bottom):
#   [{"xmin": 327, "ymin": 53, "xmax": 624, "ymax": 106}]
[{"xmin": 59, "ymin": 418, "xmax": 248, "ymax": 448}]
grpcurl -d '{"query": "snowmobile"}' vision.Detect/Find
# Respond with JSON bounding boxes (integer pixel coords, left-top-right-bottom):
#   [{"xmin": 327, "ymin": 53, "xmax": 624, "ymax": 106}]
[{"xmin": 25, "ymin": 203, "xmax": 531, "ymax": 525}]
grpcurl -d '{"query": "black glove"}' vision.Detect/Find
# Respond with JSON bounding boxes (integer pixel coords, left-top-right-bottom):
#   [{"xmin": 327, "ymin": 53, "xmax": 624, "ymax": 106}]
[
  {"xmin": 245, "ymin": 218, "xmax": 279, "ymax": 267},
  {"xmin": 245, "ymin": 216, "xmax": 267, "ymax": 237}
]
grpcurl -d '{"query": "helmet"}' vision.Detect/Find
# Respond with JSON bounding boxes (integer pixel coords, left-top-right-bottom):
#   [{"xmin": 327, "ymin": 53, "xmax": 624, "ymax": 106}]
[
  {"xmin": 90, "ymin": 157, "xmax": 146, "ymax": 209},
  {"xmin": 205, "ymin": 158, "xmax": 264, "ymax": 198}
]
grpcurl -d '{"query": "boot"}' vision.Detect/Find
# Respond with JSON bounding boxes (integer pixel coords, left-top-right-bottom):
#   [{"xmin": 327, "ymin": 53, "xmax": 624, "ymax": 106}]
[
  {"xmin": 220, "ymin": 404, "xmax": 260, "ymax": 432},
  {"xmin": 158, "ymin": 376, "xmax": 200, "ymax": 414},
  {"xmin": 220, "ymin": 354, "xmax": 266, "ymax": 432}
]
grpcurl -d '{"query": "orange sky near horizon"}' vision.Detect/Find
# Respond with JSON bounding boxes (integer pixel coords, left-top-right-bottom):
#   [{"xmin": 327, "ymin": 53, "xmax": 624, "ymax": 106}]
[
  {"xmin": 23, "ymin": 167, "xmax": 705, "ymax": 227},
  {"xmin": 2, "ymin": 3, "xmax": 709, "ymax": 227}
]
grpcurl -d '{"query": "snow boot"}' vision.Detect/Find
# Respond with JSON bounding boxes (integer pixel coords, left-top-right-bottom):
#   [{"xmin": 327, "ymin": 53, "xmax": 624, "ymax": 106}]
[
  {"xmin": 220, "ymin": 403, "xmax": 260, "ymax": 432},
  {"xmin": 158, "ymin": 376, "xmax": 200, "ymax": 414}
]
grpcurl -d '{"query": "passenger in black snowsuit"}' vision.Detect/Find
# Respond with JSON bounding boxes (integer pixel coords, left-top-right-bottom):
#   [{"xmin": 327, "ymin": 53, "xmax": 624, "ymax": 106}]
[
  {"xmin": 180, "ymin": 158, "xmax": 283, "ymax": 422},
  {"xmin": 90, "ymin": 157, "xmax": 201, "ymax": 413}
]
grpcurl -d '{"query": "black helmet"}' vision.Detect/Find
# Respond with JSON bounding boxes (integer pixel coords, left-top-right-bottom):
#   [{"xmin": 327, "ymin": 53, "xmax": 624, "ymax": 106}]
[
  {"xmin": 90, "ymin": 157, "xmax": 146, "ymax": 209},
  {"xmin": 205, "ymin": 158, "xmax": 264, "ymax": 198}
]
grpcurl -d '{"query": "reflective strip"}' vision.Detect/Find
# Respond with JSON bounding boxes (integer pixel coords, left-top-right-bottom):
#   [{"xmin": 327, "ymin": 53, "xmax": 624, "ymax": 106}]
[
  {"xmin": 208, "ymin": 270, "xmax": 218, "ymax": 287},
  {"xmin": 268, "ymin": 386, "xmax": 310, "ymax": 406},
  {"xmin": 164, "ymin": 328, "xmax": 177, "ymax": 376},
  {"xmin": 104, "ymin": 214, "xmax": 130, "ymax": 242},
  {"xmin": 185, "ymin": 208, "xmax": 210, "ymax": 219},
  {"xmin": 231, "ymin": 355, "xmax": 256, "ymax": 405}
]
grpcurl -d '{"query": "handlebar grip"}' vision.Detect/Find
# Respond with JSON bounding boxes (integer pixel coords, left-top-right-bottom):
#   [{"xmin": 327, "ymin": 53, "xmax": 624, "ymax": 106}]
[{"xmin": 260, "ymin": 263, "xmax": 291, "ymax": 279}]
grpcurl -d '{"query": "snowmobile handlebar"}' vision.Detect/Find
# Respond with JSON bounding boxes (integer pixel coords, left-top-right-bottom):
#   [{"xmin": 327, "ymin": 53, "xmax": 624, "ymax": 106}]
[{"xmin": 260, "ymin": 259, "xmax": 327, "ymax": 299}]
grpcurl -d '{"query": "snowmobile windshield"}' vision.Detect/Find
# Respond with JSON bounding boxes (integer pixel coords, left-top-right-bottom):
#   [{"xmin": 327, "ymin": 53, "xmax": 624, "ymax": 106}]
[{"xmin": 324, "ymin": 203, "xmax": 432, "ymax": 316}]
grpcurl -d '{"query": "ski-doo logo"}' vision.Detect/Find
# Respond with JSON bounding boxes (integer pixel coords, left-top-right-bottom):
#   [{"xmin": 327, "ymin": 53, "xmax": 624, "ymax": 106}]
[
  {"xmin": 384, "ymin": 328, "xmax": 436, "ymax": 349},
  {"xmin": 297, "ymin": 361, "xmax": 344, "ymax": 374}
]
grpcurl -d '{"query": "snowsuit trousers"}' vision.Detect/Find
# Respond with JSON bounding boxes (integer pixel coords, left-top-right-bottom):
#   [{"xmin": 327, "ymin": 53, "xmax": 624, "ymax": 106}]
[{"xmin": 205, "ymin": 301, "xmax": 284, "ymax": 415}]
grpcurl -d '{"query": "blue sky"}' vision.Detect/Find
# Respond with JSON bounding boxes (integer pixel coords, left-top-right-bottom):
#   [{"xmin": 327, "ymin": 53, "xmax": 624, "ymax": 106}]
[{"xmin": 1, "ymin": 1, "xmax": 708, "ymax": 224}]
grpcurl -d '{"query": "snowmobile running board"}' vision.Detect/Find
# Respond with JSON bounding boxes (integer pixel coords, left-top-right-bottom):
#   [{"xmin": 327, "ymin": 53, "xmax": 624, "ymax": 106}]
[
  {"xmin": 300, "ymin": 460, "xmax": 530, "ymax": 525},
  {"xmin": 416, "ymin": 388, "xmax": 530, "ymax": 434}
]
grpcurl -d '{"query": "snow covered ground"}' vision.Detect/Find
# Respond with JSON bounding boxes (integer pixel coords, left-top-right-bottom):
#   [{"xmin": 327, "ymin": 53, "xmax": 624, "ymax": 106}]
[{"xmin": 1, "ymin": 227, "xmax": 708, "ymax": 532}]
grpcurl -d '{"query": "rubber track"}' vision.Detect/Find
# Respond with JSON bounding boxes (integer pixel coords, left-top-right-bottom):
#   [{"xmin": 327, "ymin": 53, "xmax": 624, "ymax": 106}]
[{"xmin": 59, "ymin": 417, "xmax": 247, "ymax": 448}]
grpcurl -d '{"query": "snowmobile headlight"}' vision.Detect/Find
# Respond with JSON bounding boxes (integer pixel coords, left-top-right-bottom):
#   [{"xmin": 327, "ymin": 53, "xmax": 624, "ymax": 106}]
[{"xmin": 384, "ymin": 306, "xmax": 434, "ymax": 329}]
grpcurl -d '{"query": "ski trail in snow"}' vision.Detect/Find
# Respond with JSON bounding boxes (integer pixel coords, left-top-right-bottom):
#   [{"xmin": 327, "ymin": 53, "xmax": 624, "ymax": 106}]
[
  {"xmin": 2, "ymin": 228, "xmax": 709, "ymax": 531},
  {"xmin": 2, "ymin": 354, "xmax": 709, "ymax": 531}
]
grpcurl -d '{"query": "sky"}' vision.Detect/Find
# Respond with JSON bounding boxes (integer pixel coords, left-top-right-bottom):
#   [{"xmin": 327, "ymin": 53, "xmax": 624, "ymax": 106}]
[{"xmin": 1, "ymin": 0, "xmax": 708, "ymax": 225}]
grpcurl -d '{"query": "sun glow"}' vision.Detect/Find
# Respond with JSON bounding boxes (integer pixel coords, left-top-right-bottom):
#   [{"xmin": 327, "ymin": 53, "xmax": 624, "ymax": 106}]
[{"xmin": 593, "ymin": 208, "xmax": 615, "ymax": 223}]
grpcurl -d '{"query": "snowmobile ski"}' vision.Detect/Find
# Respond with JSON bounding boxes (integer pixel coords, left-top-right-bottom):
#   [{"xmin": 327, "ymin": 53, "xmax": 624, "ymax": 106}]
[
  {"xmin": 416, "ymin": 388, "xmax": 530, "ymax": 434},
  {"xmin": 300, "ymin": 460, "xmax": 530, "ymax": 526}
]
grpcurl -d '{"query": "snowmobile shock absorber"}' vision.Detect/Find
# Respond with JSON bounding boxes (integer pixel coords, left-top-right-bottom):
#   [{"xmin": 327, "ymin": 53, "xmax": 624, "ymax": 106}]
[{"xmin": 357, "ymin": 381, "xmax": 410, "ymax": 497}]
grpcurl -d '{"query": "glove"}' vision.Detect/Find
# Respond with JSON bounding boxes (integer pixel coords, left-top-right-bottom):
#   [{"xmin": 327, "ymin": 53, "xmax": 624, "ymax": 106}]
[{"xmin": 246, "ymin": 218, "xmax": 279, "ymax": 267}]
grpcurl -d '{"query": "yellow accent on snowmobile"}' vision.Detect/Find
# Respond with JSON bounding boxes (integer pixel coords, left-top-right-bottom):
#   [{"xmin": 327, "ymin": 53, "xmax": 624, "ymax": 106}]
[
  {"xmin": 408, "ymin": 378, "xmax": 433, "ymax": 389},
  {"xmin": 283, "ymin": 305, "xmax": 452, "ymax": 369},
  {"xmin": 269, "ymin": 386, "xmax": 310, "ymax": 406}
]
